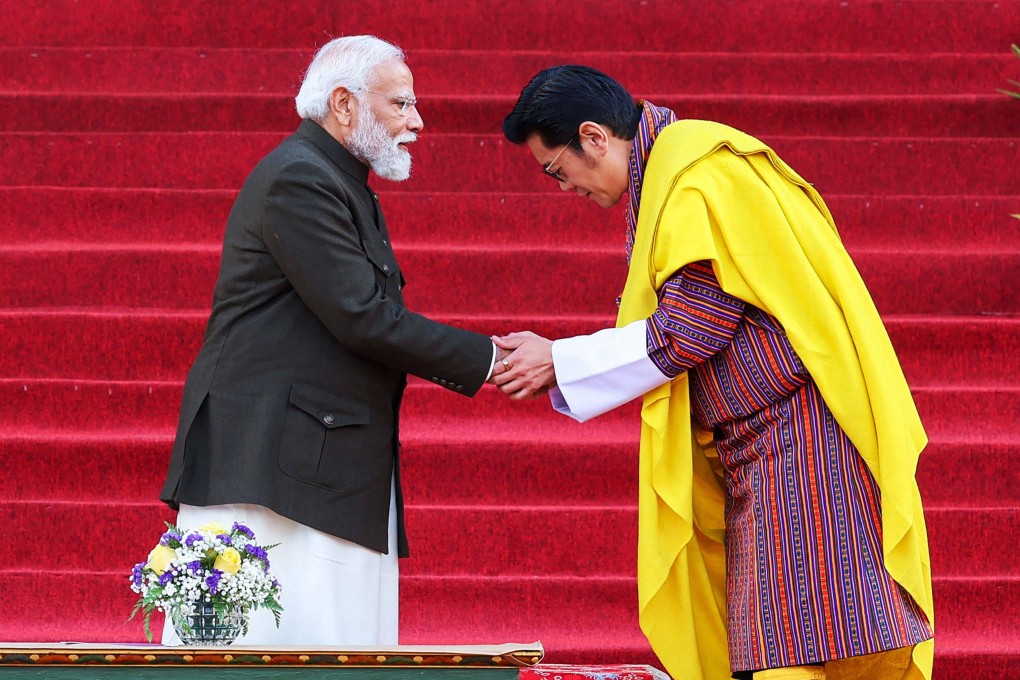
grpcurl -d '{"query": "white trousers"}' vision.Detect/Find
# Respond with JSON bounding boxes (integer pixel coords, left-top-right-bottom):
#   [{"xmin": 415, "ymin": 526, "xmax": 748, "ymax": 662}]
[{"xmin": 160, "ymin": 489, "xmax": 398, "ymax": 646}]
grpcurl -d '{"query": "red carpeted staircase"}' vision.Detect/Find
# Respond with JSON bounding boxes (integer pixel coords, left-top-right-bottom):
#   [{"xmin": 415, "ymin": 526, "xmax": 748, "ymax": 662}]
[{"xmin": 1, "ymin": 1, "xmax": 1018, "ymax": 676}]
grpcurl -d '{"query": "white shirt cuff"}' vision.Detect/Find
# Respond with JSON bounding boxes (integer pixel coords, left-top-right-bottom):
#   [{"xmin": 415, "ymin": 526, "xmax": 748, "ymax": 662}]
[
  {"xmin": 548, "ymin": 320, "xmax": 670, "ymax": 422},
  {"xmin": 484, "ymin": 342, "xmax": 498, "ymax": 381}
]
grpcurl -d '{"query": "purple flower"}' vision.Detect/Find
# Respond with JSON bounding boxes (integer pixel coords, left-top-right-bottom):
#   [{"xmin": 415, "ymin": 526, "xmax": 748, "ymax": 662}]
[
  {"xmin": 186, "ymin": 560, "xmax": 203, "ymax": 575},
  {"xmin": 131, "ymin": 562, "xmax": 146, "ymax": 587},
  {"xmin": 158, "ymin": 569, "xmax": 175, "ymax": 586},
  {"xmin": 244, "ymin": 544, "xmax": 270, "ymax": 570},
  {"xmin": 206, "ymin": 570, "xmax": 223, "ymax": 595},
  {"xmin": 232, "ymin": 522, "xmax": 255, "ymax": 539},
  {"xmin": 184, "ymin": 532, "xmax": 204, "ymax": 548},
  {"xmin": 216, "ymin": 533, "xmax": 233, "ymax": 546},
  {"xmin": 159, "ymin": 530, "xmax": 182, "ymax": 547}
]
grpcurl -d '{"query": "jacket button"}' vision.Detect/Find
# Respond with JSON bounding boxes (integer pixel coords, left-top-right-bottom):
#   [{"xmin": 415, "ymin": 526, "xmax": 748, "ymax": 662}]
[
  {"xmin": 383, "ymin": 264, "xmax": 390, "ymax": 273},
  {"xmin": 323, "ymin": 414, "xmax": 335, "ymax": 425},
  {"xmin": 455, "ymin": 385, "xmax": 464, "ymax": 392}
]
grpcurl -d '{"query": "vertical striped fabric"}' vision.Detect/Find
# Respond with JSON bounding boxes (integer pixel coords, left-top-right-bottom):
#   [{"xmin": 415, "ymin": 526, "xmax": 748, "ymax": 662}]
[
  {"xmin": 638, "ymin": 257, "xmax": 932, "ymax": 671},
  {"xmin": 625, "ymin": 101, "xmax": 677, "ymax": 264}
]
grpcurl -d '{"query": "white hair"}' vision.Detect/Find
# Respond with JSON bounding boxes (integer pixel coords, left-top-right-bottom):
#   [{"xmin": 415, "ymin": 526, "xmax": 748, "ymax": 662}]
[{"xmin": 294, "ymin": 35, "xmax": 405, "ymax": 121}]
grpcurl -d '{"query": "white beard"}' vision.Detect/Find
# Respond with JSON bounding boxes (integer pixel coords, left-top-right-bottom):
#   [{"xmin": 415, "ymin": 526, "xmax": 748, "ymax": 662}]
[{"xmin": 345, "ymin": 104, "xmax": 415, "ymax": 181}]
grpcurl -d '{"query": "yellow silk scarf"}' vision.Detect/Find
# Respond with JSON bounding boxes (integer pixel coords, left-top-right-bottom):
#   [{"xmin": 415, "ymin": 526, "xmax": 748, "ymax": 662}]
[{"xmin": 616, "ymin": 120, "xmax": 934, "ymax": 680}]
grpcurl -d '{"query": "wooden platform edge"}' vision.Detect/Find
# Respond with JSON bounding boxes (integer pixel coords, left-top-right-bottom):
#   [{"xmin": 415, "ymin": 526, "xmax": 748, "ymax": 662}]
[{"xmin": 0, "ymin": 642, "xmax": 544, "ymax": 668}]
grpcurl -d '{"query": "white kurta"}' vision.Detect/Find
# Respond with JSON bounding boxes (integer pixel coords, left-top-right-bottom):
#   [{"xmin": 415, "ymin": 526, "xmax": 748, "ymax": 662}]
[{"xmin": 161, "ymin": 482, "xmax": 399, "ymax": 646}]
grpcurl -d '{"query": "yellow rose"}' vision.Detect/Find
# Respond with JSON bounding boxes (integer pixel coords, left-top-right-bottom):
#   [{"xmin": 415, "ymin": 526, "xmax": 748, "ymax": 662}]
[
  {"xmin": 213, "ymin": 547, "xmax": 242, "ymax": 575},
  {"xmin": 197, "ymin": 522, "xmax": 229, "ymax": 537},
  {"xmin": 145, "ymin": 544, "xmax": 176, "ymax": 575}
]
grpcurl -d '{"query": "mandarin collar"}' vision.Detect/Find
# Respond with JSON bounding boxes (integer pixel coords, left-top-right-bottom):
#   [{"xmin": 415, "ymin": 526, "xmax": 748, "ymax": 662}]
[{"xmin": 296, "ymin": 118, "xmax": 370, "ymax": 185}]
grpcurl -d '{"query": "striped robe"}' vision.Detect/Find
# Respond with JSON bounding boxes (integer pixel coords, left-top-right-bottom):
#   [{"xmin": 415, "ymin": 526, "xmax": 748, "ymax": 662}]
[{"xmin": 646, "ymin": 260, "xmax": 932, "ymax": 672}]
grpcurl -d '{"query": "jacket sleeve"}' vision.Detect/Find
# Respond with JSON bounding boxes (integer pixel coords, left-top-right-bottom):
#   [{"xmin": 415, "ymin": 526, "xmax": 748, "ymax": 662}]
[{"xmin": 260, "ymin": 156, "xmax": 492, "ymax": 395}]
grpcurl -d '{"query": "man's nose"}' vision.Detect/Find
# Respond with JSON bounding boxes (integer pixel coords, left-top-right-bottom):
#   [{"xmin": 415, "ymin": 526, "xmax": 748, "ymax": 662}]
[{"xmin": 407, "ymin": 107, "xmax": 424, "ymax": 132}]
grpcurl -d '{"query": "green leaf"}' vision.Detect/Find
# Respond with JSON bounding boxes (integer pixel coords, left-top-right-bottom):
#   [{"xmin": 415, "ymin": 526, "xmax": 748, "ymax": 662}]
[{"xmin": 143, "ymin": 610, "xmax": 154, "ymax": 643}]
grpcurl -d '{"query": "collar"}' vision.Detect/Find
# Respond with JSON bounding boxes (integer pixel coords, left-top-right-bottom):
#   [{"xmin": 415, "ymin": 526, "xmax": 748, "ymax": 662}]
[
  {"xmin": 295, "ymin": 118, "xmax": 371, "ymax": 185},
  {"xmin": 625, "ymin": 101, "xmax": 679, "ymax": 262}
]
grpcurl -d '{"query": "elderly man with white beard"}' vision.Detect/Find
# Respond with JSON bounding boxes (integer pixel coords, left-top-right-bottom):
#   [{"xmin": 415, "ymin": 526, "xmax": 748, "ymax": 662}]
[{"xmin": 159, "ymin": 35, "xmax": 507, "ymax": 646}]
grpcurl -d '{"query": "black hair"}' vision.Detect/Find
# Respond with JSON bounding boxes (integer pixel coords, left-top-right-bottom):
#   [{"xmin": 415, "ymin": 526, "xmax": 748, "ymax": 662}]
[{"xmin": 502, "ymin": 65, "xmax": 642, "ymax": 151}]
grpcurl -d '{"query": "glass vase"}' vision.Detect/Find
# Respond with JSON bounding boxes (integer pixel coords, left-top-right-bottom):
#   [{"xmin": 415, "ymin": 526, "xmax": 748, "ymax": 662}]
[{"xmin": 171, "ymin": 599, "xmax": 246, "ymax": 645}]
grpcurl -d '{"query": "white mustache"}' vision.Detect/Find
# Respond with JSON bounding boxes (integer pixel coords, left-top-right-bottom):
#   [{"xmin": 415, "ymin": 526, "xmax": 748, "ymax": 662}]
[{"xmin": 394, "ymin": 133, "xmax": 417, "ymax": 146}]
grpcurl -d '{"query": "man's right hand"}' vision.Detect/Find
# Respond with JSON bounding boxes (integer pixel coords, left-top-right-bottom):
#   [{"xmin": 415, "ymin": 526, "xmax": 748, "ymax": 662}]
[{"xmin": 487, "ymin": 331, "xmax": 557, "ymax": 400}]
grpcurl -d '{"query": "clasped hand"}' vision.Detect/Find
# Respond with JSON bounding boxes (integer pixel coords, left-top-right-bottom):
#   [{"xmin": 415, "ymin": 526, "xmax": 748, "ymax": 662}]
[{"xmin": 488, "ymin": 331, "xmax": 556, "ymax": 400}]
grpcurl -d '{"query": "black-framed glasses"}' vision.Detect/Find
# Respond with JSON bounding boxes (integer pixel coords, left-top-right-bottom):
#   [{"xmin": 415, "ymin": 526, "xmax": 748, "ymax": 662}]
[{"xmin": 542, "ymin": 137, "xmax": 576, "ymax": 181}]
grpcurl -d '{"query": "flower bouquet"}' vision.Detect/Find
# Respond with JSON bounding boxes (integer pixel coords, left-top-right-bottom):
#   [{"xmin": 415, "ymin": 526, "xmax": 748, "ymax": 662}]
[{"xmin": 129, "ymin": 521, "xmax": 283, "ymax": 643}]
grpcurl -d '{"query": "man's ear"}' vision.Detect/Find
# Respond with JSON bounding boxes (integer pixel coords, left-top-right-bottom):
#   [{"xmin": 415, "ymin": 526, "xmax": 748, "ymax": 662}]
[
  {"xmin": 578, "ymin": 121, "xmax": 611, "ymax": 157},
  {"xmin": 328, "ymin": 87, "xmax": 355, "ymax": 127}
]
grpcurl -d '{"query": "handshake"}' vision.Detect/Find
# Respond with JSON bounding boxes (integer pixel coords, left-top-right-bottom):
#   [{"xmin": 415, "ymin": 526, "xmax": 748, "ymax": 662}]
[{"xmin": 487, "ymin": 331, "xmax": 556, "ymax": 400}]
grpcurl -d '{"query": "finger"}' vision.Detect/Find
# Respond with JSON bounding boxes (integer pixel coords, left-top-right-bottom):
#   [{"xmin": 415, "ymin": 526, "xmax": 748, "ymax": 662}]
[
  {"xmin": 490, "ymin": 367, "xmax": 517, "ymax": 387},
  {"xmin": 492, "ymin": 335, "xmax": 517, "ymax": 350},
  {"xmin": 497, "ymin": 375, "xmax": 535, "ymax": 396},
  {"xmin": 509, "ymin": 385, "xmax": 536, "ymax": 401},
  {"xmin": 501, "ymin": 331, "xmax": 537, "ymax": 342}
]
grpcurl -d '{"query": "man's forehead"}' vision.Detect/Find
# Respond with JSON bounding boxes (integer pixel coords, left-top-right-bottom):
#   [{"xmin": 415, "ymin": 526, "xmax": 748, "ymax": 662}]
[{"xmin": 370, "ymin": 59, "xmax": 414, "ymax": 91}]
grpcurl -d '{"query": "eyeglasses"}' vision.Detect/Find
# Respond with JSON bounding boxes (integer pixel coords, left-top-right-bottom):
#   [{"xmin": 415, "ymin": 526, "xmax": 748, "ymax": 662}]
[
  {"xmin": 361, "ymin": 89, "xmax": 418, "ymax": 116},
  {"xmin": 542, "ymin": 137, "xmax": 576, "ymax": 182}
]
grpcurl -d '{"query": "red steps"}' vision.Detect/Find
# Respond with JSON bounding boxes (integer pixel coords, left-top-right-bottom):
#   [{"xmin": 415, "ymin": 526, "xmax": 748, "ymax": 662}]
[
  {"xmin": 3, "ymin": 49, "xmax": 1013, "ymax": 96},
  {"xmin": 4, "ymin": 93, "xmax": 1012, "ymax": 138},
  {"xmin": 1, "ymin": 188, "xmax": 1014, "ymax": 251},
  {"xmin": 2, "ymin": 0, "xmax": 1016, "ymax": 53},
  {"xmin": 0, "ymin": 570, "xmax": 1016, "ymax": 672},
  {"xmin": 2, "ymin": 0, "xmax": 1017, "ymax": 674},
  {"xmin": 0, "ymin": 378, "xmax": 1016, "ymax": 438},
  {"xmin": 2, "ymin": 133, "xmax": 1017, "ymax": 196},
  {"xmin": 1, "ymin": 246, "xmax": 1015, "ymax": 316},
  {"xmin": 2, "ymin": 501, "xmax": 1016, "ymax": 579},
  {"xmin": 0, "ymin": 433, "xmax": 1016, "ymax": 509},
  {"xmin": 1, "ymin": 311, "xmax": 1017, "ymax": 387}
]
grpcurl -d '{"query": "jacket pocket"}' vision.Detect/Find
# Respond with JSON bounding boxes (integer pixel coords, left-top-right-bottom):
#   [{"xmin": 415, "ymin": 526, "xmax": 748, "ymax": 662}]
[
  {"xmin": 278, "ymin": 382, "xmax": 372, "ymax": 491},
  {"xmin": 362, "ymin": 239, "xmax": 402, "ymax": 295}
]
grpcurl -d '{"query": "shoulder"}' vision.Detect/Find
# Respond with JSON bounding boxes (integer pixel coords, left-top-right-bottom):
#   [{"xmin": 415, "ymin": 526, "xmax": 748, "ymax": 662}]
[
  {"xmin": 263, "ymin": 136, "xmax": 335, "ymax": 179},
  {"xmin": 252, "ymin": 138, "xmax": 360, "ymax": 204},
  {"xmin": 649, "ymin": 120, "xmax": 770, "ymax": 174}
]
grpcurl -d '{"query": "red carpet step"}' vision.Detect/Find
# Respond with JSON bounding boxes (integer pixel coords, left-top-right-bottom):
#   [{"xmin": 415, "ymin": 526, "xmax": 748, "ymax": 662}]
[
  {"xmin": 2, "ymin": 0, "xmax": 1016, "ymax": 53},
  {"xmin": 1, "ymin": 246, "xmax": 1015, "ymax": 316},
  {"xmin": 2, "ymin": 0, "xmax": 1017, "ymax": 676},
  {"xmin": 2, "ymin": 502, "xmax": 1017, "ymax": 580},
  {"xmin": 4, "ymin": 92, "xmax": 1011, "ymax": 137},
  {"xmin": 0, "ymin": 379, "xmax": 1016, "ymax": 444},
  {"xmin": 0, "ymin": 571, "xmax": 1016, "ymax": 671},
  {"xmin": 3, "ymin": 49, "xmax": 1013, "ymax": 96},
  {"xmin": 2, "ymin": 434, "xmax": 1015, "ymax": 511},
  {"xmin": 0, "ymin": 188, "xmax": 1014, "ymax": 251},
  {"xmin": 2, "ymin": 133, "xmax": 1017, "ymax": 196},
  {"xmin": 2, "ymin": 312, "xmax": 1016, "ymax": 388}
]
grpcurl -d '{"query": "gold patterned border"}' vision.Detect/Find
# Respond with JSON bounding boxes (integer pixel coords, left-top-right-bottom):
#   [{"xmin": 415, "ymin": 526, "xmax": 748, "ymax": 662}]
[{"xmin": 0, "ymin": 646, "xmax": 544, "ymax": 668}]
